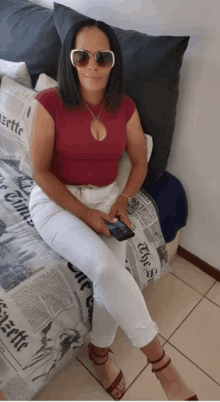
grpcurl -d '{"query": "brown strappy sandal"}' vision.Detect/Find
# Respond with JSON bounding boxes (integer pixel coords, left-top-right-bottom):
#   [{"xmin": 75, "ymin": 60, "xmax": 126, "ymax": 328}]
[
  {"xmin": 88, "ymin": 342, "xmax": 125, "ymax": 401},
  {"xmin": 147, "ymin": 349, "xmax": 199, "ymax": 400}
]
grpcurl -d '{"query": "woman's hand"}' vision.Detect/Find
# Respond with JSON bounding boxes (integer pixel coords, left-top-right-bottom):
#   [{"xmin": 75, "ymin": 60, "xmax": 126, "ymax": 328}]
[
  {"xmin": 82, "ymin": 208, "xmax": 118, "ymax": 237},
  {"xmin": 109, "ymin": 196, "xmax": 132, "ymax": 230}
]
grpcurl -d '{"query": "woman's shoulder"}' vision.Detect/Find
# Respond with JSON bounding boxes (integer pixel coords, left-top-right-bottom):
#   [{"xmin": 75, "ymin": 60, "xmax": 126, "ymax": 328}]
[
  {"xmin": 121, "ymin": 93, "xmax": 136, "ymax": 111},
  {"xmin": 34, "ymin": 86, "xmax": 60, "ymax": 101},
  {"xmin": 120, "ymin": 94, "xmax": 136, "ymax": 122},
  {"xmin": 123, "ymin": 93, "xmax": 132, "ymax": 101},
  {"xmin": 33, "ymin": 87, "xmax": 60, "ymax": 119},
  {"xmin": 122, "ymin": 93, "xmax": 136, "ymax": 107}
]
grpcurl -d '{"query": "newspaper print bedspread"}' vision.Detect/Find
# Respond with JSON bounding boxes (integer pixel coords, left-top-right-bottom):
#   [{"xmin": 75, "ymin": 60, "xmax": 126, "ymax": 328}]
[{"xmin": 0, "ymin": 158, "xmax": 170, "ymax": 400}]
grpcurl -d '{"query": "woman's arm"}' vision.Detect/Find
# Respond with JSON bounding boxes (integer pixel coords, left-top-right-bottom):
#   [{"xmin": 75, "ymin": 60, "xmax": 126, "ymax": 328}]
[
  {"xmin": 118, "ymin": 165, "xmax": 148, "ymax": 202},
  {"xmin": 109, "ymin": 107, "xmax": 148, "ymax": 226},
  {"xmin": 118, "ymin": 106, "xmax": 148, "ymax": 201}
]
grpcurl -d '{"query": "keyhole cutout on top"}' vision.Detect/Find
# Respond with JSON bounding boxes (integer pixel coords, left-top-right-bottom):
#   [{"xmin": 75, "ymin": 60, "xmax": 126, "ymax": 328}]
[{"xmin": 90, "ymin": 117, "xmax": 107, "ymax": 141}]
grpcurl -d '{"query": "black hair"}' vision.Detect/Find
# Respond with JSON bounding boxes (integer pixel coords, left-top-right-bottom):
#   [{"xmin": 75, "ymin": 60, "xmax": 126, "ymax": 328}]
[{"xmin": 57, "ymin": 18, "xmax": 125, "ymax": 113}]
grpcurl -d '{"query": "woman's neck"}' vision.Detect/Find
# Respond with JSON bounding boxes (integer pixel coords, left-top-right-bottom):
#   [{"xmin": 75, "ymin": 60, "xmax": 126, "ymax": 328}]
[{"xmin": 80, "ymin": 89, "xmax": 105, "ymax": 107}]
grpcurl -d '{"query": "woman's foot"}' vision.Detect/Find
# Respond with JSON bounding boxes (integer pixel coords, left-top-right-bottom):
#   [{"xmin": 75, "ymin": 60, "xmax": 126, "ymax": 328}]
[
  {"xmin": 88, "ymin": 343, "xmax": 125, "ymax": 400},
  {"xmin": 151, "ymin": 353, "xmax": 196, "ymax": 401},
  {"xmin": 141, "ymin": 336, "xmax": 197, "ymax": 400}
]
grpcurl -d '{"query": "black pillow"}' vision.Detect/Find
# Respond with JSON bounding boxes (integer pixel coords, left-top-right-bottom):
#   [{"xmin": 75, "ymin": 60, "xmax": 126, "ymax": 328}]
[
  {"xmin": 0, "ymin": 0, "xmax": 61, "ymax": 85},
  {"xmin": 53, "ymin": 2, "xmax": 190, "ymax": 182}
]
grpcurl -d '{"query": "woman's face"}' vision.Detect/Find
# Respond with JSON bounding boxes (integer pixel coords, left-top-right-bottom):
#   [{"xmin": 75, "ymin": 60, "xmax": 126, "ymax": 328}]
[{"xmin": 73, "ymin": 27, "xmax": 112, "ymax": 98}]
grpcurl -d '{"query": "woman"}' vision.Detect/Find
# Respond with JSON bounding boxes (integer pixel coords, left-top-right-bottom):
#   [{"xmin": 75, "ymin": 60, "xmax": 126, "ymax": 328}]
[{"xmin": 29, "ymin": 18, "xmax": 198, "ymax": 401}]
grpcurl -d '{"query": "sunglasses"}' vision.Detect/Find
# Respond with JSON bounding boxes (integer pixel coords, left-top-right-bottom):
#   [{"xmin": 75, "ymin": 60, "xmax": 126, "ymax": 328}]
[{"xmin": 70, "ymin": 49, "xmax": 115, "ymax": 69}]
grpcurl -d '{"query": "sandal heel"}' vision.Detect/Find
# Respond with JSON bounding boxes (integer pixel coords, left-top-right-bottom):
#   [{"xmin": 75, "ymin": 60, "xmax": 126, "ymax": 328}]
[{"xmin": 147, "ymin": 349, "xmax": 199, "ymax": 401}]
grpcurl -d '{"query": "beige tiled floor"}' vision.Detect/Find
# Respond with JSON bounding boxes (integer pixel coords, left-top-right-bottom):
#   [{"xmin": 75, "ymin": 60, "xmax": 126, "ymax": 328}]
[{"xmin": 35, "ymin": 256, "xmax": 220, "ymax": 401}]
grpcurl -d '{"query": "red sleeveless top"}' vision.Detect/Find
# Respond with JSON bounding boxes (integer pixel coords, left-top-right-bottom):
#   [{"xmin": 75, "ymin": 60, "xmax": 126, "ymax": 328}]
[{"xmin": 34, "ymin": 87, "xmax": 136, "ymax": 186}]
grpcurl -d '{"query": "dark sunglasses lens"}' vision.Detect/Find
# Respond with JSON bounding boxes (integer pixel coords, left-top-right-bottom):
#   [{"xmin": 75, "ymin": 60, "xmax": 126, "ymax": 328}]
[
  {"xmin": 73, "ymin": 51, "xmax": 113, "ymax": 67},
  {"xmin": 73, "ymin": 51, "xmax": 90, "ymax": 67},
  {"xmin": 96, "ymin": 52, "xmax": 113, "ymax": 67}
]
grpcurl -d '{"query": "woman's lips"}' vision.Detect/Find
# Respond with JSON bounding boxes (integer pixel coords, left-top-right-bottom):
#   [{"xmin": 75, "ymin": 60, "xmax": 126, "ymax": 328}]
[{"xmin": 85, "ymin": 76, "xmax": 102, "ymax": 80}]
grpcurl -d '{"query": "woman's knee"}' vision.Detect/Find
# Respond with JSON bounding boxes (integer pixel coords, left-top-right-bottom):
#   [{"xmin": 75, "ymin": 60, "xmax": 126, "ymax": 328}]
[{"xmin": 94, "ymin": 260, "xmax": 119, "ymax": 289}]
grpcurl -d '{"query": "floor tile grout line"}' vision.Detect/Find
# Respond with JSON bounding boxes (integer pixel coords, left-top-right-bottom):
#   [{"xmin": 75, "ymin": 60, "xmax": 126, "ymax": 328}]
[
  {"xmin": 170, "ymin": 271, "xmax": 216, "ymax": 295},
  {"xmin": 170, "ymin": 271, "xmax": 203, "ymax": 294},
  {"xmin": 75, "ymin": 355, "xmax": 116, "ymax": 400},
  {"xmin": 122, "ymin": 363, "xmax": 152, "ymax": 397},
  {"xmin": 203, "ymin": 280, "xmax": 218, "ymax": 297},
  {"xmin": 162, "ymin": 339, "xmax": 220, "ymax": 387},
  {"xmin": 170, "ymin": 272, "xmax": 220, "ymax": 308},
  {"xmin": 163, "ymin": 295, "xmax": 206, "ymax": 343}
]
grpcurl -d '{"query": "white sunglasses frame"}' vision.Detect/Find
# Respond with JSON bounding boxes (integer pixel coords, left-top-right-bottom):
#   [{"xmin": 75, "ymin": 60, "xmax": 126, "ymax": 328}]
[{"xmin": 70, "ymin": 49, "xmax": 115, "ymax": 69}]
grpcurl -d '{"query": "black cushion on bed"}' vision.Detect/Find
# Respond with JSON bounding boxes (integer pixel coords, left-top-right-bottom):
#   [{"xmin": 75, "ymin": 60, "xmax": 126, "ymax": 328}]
[
  {"xmin": 0, "ymin": 0, "xmax": 61, "ymax": 82},
  {"xmin": 53, "ymin": 1, "xmax": 190, "ymax": 183},
  {"xmin": 142, "ymin": 170, "xmax": 188, "ymax": 243}
]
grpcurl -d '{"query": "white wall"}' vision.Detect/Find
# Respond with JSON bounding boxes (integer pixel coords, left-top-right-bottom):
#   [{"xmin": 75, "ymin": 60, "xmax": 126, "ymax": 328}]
[{"xmin": 31, "ymin": 0, "xmax": 220, "ymax": 271}]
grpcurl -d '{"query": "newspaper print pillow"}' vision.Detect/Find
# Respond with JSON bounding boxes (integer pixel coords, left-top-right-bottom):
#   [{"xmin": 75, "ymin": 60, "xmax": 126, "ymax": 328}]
[
  {"xmin": 0, "ymin": 60, "xmax": 32, "ymax": 89},
  {"xmin": 0, "ymin": 75, "xmax": 37, "ymax": 178},
  {"xmin": 34, "ymin": 73, "xmax": 58, "ymax": 92}
]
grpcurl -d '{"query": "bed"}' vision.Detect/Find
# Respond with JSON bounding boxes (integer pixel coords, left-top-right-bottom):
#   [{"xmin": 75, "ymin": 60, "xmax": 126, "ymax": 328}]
[{"xmin": 0, "ymin": 0, "xmax": 189, "ymax": 399}]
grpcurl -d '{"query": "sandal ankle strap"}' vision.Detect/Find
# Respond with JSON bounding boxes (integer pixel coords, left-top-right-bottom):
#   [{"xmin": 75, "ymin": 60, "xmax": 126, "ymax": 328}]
[
  {"xmin": 152, "ymin": 357, "xmax": 171, "ymax": 373},
  {"xmin": 88, "ymin": 343, "xmax": 113, "ymax": 366},
  {"xmin": 147, "ymin": 349, "xmax": 165, "ymax": 364}
]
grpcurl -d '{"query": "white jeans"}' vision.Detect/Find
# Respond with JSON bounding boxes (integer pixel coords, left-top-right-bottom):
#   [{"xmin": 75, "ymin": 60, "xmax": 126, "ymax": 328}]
[{"xmin": 29, "ymin": 180, "xmax": 158, "ymax": 348}]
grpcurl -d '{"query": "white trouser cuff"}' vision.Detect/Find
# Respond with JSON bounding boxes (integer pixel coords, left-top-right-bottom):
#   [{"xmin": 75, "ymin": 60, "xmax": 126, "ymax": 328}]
[{"xmin": 128, "ymin": 322, "xmax": 159, "ymax": 348}]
